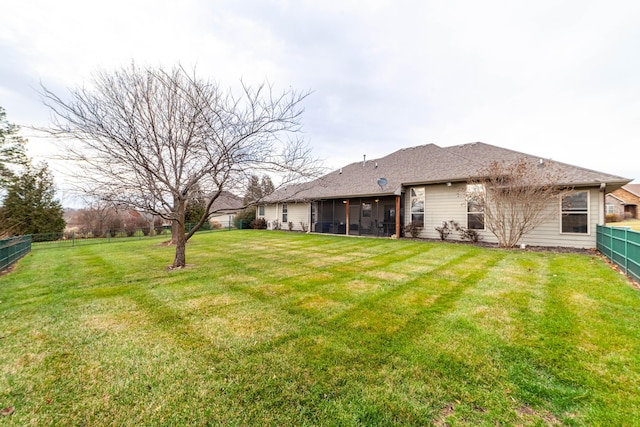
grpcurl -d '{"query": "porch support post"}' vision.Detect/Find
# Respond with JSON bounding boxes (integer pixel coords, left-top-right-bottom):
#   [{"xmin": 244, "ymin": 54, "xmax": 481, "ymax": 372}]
[
  {"xmin": 345, "ymin": 199, "xmax": 350, "ymax": 235},
  {"xmin": 395, "ymin": 195, "xmax": 401, "ymax": 237}
]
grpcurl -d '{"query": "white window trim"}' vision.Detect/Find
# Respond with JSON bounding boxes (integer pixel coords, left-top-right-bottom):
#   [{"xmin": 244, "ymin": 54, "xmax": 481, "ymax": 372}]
[
  {"xmin": 409, "ymin": 187, "xmax": 425, "ymax": 227},
  {"xmin": 605, "ymin": 203, "xmax": 614, "ymax": 215},
  {"xmin": 560, "ymin": 190, "xmax": 590, "ymax": 235},
  {"xmin": 466, "ymin": 184, "xmax": 486, "ymax": 231}
]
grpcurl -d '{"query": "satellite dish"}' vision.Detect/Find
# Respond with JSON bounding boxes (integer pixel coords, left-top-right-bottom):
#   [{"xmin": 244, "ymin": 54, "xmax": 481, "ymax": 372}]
[{"xmin": 377, "ymin": 177, "xmax": 388, "ymax": 190}]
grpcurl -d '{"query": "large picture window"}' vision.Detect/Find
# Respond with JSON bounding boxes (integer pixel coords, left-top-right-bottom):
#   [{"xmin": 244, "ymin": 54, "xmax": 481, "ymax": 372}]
[
  {"xmin": 410, "ymin": 187, "xmax": 425, "ymax": 227},
  {"xmin": 561, "ymin": 191, "xmax": 588, "ymax": 233},
  {"xmin": 466, "ymin": 184, "xmax": 485, "ymax": 230}
]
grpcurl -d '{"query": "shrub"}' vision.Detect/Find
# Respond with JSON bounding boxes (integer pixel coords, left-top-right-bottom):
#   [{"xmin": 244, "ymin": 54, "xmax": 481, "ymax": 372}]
[
  {"xmin": 435, "ymin": 220, "xmax": 457, "ymax": 240},
  {"xmin": 605, "ymin": 213, "xmax": 620, "ymax": 223},
  {"xmin": 234, "ymin": 207, "xmax": 256, "ymax": 229},
  {"xmin": 404, "ymin": 222, "xmax": 423, "ymax": 238},
  {"xmin": 250, "ymin": 218, "xmax": 268, "ymax": 229},
  {"xmin": 300, "ymin": 222, "xmax": 308, "ymax": 232},
  {"xmin": 457, "ymin": 226, "xmax": 481, "ymax": 243},
  {"xmin": 210, "ymin": 220, "xmax": 222, "ymax": 229},
  {"xmin": 271, "ymin": 220, "xmax": 281, "ymax": 230},
  {"xmin": 288, "ymin": 221, "xmax": 294, "ymax": 231}
]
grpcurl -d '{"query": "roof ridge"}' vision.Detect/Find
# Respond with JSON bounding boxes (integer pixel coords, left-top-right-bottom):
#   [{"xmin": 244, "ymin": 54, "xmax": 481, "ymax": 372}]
[{"xmin": 445, "ymin": 141, "xmax": 630, "ymax": 182}]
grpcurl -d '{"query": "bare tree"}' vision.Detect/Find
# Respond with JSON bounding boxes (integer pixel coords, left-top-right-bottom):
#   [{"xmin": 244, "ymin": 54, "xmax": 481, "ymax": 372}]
[
  {"xmin": 467, "ymin": 159, "xmax": 570, "ymax": 248},
  {"xmin": 40, "ymin": 63, "xmax": 320, "ymax": 268},
  {"xmin": 73, "ymin": 201, "xmax": 119, "ymax": 235}
]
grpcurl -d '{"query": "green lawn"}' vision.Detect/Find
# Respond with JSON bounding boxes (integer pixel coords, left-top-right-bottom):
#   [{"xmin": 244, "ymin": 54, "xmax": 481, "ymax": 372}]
[
  {"xmin": 607, "ymin": 219, "xmax": 640, "ymax": 231},
  {"xmin": 1, "ymin": 231, "xmax": 639, "ymax": 426}
]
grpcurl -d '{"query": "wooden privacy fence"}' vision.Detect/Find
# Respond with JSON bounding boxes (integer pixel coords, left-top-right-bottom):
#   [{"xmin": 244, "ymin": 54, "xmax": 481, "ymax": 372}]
[
  {"xmin": 0, "ymin": 235, "xmax": 32, "ymax": 272},
  {"xmin": 597, "ymin": 225, "xmax": 640, "ymax": 284}
]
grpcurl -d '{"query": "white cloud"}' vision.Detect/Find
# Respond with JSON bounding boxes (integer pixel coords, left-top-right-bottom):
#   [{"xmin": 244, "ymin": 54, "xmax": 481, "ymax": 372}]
[{"xmin": 1, "ymin": 0, "xmax": 638, "ymax": 188}]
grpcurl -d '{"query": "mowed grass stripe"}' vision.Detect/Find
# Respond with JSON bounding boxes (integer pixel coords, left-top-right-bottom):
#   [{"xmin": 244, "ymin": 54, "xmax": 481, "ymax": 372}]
[{"xmin": 1, "ymin": 231, "xmax": 640, "ymax": 426}]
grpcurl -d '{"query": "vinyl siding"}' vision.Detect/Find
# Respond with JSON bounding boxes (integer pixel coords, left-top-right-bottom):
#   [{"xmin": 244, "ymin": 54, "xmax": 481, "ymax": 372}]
[
  {"xmin": 260, "ymin": 202, "xmax": 310, "ymax": 231},
  {"xmin": 517, "ymin": 187, "xmax": 600, "ymax": 248},
  {"xmin": 209, "ymin": 213, "xmax": 234, "ymax": 228},
  {"xmin": 406, "ymin": 183, "xmax": 468, "ymax": 240},
  {"xmin": 260, "ymin": 204, "xmax": 278, "ymax": 227},
  {"xmin": 405, "ymin": 184, "xmax": 601, "ymax": 248},
  {"xmin": 284, "ymin": 202, "xmax": 311, "ymax": 231}
]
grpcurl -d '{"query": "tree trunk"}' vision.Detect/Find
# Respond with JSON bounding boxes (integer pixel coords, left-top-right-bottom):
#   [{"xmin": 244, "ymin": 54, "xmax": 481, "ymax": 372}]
[
  {"xmin": 172, "ymin": 222, "xmax": 187, "ymax": 268},
  {"xmin": 171, "ymin": 198, "xmax": 187, "ymax": 268}
]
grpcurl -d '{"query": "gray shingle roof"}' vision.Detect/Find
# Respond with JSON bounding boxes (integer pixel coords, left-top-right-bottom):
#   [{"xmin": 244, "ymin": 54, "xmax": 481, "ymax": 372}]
[
  {"xmin": 210, "ymin": 191, "xmax": 243, "ymax": 212},
  {"xmin": 266, "ymin": 142, "xmax": 631, "ymax": 202},
  {"xmin": 623, "ymin": 184, "xmax": 640, "ymax": 197}
]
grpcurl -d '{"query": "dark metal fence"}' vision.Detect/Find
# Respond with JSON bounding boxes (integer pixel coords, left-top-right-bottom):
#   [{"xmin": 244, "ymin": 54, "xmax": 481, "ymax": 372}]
[
  {"xmin": 597, "ymin": 225, "xmax": 640, "ymax": 284},
  {"xmin": 0, "ymin": 235, "xmax": 32, "ymax": 271},
  {"xmin": 31, "ymin": 223, "xmax": 238, "ymax": 250}
]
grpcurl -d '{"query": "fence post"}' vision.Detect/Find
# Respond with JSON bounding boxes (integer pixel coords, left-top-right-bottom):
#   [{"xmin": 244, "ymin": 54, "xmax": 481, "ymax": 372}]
[
  {"xmin": 72, "ymin": 231, "xmax": 75, "ymax": 247},
  {"xmin": 624, "ymin": 228, "xmax": 628, "ymax": 275}
]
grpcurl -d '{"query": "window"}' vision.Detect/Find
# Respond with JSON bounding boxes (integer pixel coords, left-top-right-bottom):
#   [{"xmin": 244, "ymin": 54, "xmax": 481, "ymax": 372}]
[
  {"xmin": 606, "ymin": 203, "xmax": 614, "ymax": 215},
  {"xmin": 258, "ymin": 205, "xmax": 265, "ymax": 216},
  {"xmin": 562, "ymin": 191, "xmax": 588, "ymax": 233},
  {"xmin": 282, "ymin": 203, "xmax": 288, "ymax": 223},
  {"xmin": 410, "ymin": 187, "xmax": 425, "ymax": 227},
  {"xmin": 466, "ymin": 184, "xmax": 485, "ymax": 230}
]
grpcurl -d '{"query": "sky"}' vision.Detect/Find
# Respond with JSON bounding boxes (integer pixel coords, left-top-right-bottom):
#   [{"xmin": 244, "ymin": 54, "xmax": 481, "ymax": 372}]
[{"xmin": 1, "ymin": 0, "xmax": 639, "ymax": 206}]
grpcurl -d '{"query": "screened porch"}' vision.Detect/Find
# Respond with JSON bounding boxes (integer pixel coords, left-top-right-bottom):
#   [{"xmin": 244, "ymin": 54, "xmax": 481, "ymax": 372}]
[{"xmin": 312, "ymin": 196, "xmax": 403, "ymax": 237}]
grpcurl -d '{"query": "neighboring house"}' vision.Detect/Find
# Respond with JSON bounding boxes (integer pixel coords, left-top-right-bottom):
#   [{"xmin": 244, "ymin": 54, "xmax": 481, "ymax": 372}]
[
  {"xmin": 161, "ymin": 191, "xmax": 244, "ymax": 229},
  {"xmin": 606, "ymin": 184, "xmax": 640, "ymax": 220},
  {"xmin": 208, "ymin": 191, "xmax": 244, "ymax": 228},
  {"xmin": 259, "ymin": 142, "xmax": 631, "ymax": 249}
]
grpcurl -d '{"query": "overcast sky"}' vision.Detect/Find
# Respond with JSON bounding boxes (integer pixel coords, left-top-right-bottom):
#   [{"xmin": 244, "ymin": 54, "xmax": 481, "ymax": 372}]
[{"xmin": 1, "ymin": 0, "xmax": 638, "ymax": 203}]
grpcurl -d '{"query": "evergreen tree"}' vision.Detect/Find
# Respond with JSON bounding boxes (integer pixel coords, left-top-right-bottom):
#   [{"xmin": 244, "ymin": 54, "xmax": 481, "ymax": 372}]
[
  {"xmin": 243, "ymin": 174, "xmax": 275, "ymax": 204},
  {"xmin": 0, "ymin": 106, "xmax": 29, "ymax": 189},
  {"xmin": 185, "ymin": 190, "xmax": 210, "ymax": 230},
  {"xmin": 1, "ymin": 163, "xmax": 65, "ymax": 235},
  {"xmin": 260, "ymin": 175, "xmax": 275, "ymax": 197},
  {"xmin": 243, "ymin": 175, "xmax": 262, "ymax": 205}
]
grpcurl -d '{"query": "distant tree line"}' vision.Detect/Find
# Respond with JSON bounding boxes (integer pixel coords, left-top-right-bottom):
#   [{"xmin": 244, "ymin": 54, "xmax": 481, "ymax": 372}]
[{"xmin": 65, "ymin": 202, "xmax": 164, "ymax": 238}]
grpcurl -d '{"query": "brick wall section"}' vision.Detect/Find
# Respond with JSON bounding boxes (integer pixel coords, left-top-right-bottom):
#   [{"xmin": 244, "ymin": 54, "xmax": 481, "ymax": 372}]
[
  {"xmin": 606, "ymin": 194, "xmax": 626, "ymax": 218},
  {"xmin": 611, "ymin": 186, "xmax": 640, "ymax": 219}
]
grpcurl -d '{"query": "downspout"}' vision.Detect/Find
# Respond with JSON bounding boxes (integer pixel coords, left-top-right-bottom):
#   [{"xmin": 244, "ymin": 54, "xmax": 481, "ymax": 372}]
[{"xmin": 599, "ymin": 183, "xmax": 606, "ymax": 225}]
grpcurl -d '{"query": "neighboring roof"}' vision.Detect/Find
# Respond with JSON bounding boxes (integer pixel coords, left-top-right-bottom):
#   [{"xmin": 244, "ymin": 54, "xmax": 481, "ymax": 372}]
[
  {"xmin": 210, "ymin": 191, "xmax": 243, "ymax": 212},
  {"xmin": 266, "ymin": 142, "xmax": 631, "ymax": 202},
  {"xmin": 622, "ymin": 184, "xmax": 640, "ymax": 197},
  {"xmin": 606, "ymin": 193, "xmax": 626, "ymax": 203}
]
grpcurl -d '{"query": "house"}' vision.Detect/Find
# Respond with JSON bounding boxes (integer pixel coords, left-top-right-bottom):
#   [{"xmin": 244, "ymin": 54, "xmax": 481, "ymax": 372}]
[
  {"xmin": 606, "ymin": 184, "xmax": 640, "ymax": 220},
  {"xmin": 259, "ymin": 142, "xmax": 631, "ymax": 248},
  {"xmin": 207, "ymin": 191, "xmax": 244, "ymax": 228}
]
